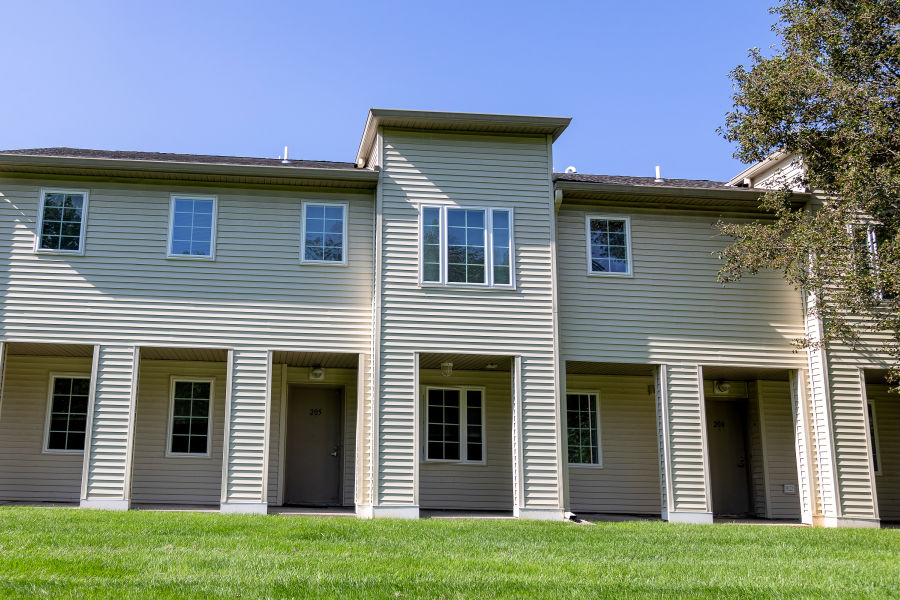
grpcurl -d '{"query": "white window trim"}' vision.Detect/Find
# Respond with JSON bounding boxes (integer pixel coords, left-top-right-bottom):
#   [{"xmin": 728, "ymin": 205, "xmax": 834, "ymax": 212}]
[
  {"xmin": 42, "ymin": 372, "xmax": 91, "ymax": 455},
  {"xmin": 565, "ymin": 389, "xmax": 603, "ymax": 468},
  {"xmin": 166, "ymin": 194, "xmax": 218, "ymax": 260},
  {"xmin": 34, "ymin": 188, "xmax": 90, "ymax": 256},
  {"xmin": 422, "ymin": 385, "xmax": 487, "ymax": 465},
  {"xmin": 418, "ymin": 205, "xmax": 516, "ymax": 289},
  {"xmin": 585, "ymin": 215, "xmax": 633, "ymax": 278},
  {"xmin": 300, "ymin": 201, "xmax": 350, "ymax": 266},
  {"xmin": 868, "ymin": 401, "xmax": 881, "ymax": 476},
  {"xmin": 166, "ymin": 376, "xmax": 215, "ymax": 458}
]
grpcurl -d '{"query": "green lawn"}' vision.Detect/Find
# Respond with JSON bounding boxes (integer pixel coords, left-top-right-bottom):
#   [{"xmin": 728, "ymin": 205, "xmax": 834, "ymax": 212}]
[{"xmin": 0, "ymin": 507, "xmax": 897, "ymax": 599}]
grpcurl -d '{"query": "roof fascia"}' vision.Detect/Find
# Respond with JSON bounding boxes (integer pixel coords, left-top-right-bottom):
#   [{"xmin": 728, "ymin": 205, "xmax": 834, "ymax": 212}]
[
  {"xmin": 727, "ymin": 151, "xmax": 791, "ymax": 186},
  {"xmin": 355, "ymin": 108, "xmax": 571, "ymax": 166},
  {"xmin": 0, "ymin": 154, "xmax": 379, "ymax": 190}
]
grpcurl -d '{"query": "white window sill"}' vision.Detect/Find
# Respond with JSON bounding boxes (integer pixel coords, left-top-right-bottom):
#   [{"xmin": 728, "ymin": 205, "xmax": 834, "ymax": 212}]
[
  {"xmin": 586, "ymin": 271, "xmax": 632, "ymax": 278},
  {"xmin": 166, "ymin": 452, "xmax": 212, "ymax": 459},
  {"xmin": 419, "ymin": 282, "xmax": 516, "ymax": 291},
  {"xmin": 166, "ymin": 254, "xmax": 216, "ymax": 261},
  {"xmin": 568, "ymin": 463, "xmax": 604, "ymax": 469},
  {"xmin": 300, "ymin": 259, "xmax": 349, "ymax": 267},
  {"xmin": 34, "ymin": 249, "xmax": 85, "ymax": 257},
  {"xmin": 42, "ymin": 449, "xmax": 84, "ymax": 455}
]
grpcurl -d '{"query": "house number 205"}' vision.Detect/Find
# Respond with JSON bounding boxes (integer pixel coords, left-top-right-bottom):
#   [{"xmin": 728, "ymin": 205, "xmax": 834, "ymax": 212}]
[{"xmin": 309, "ymin": 408, "xmax": 322, "ymax": 416}]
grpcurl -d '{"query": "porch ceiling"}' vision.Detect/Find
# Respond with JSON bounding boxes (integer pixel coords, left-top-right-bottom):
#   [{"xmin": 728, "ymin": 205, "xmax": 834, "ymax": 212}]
[
  {"xmin": 272, "ymin": 351, "xmax": 359, "ymax": 369},
  {"xmin": 140, "ymin": 347, "xmax": 228, "ymax": 362},
  {"xmin": 5, "ymin": 342, "xmax": 93, "ymax": 357},
  {"xmin": 419, "ymin": 354, "xmax": 512, "ymax": 372},
  {"xmin": 702, "ymin": 365, "xmax": 790, "ymax": 382},
  {"xmin": 864, "ymin": 369, "xmax": 891, "ymax": 385},
  {"xmin": 566, "ymin": 361, "xmax": 655, "ymax": 376}
]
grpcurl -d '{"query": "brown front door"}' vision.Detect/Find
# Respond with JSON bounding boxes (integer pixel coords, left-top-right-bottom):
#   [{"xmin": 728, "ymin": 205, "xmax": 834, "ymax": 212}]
[
  {"xmin": 284, "ymin": 386, "xmax": 342, "ymax": 506},
  {"xmin": 707, "ymin": 399, "xmax": 751, "ymax": 516}
]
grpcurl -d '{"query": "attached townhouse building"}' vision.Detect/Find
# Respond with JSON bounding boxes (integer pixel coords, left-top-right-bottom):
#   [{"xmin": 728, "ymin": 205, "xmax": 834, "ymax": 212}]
[{"xmin": 0, "ymin": 109, "xmax": 895, "ymax": 527}]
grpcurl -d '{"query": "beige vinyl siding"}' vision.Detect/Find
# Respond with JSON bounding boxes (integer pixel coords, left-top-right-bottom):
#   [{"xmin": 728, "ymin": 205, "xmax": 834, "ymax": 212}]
[
  {"xmin": 557, "ymin": 206, "xmax": 806, "ymax": 367},
  {"xmin": 355, "ymin": 353, "xmax": 374, "ymax": 507},
  {"xmin": 418, "ymin": 369, "xmax": 513, "ymax": 511},
  {"xmin": 376, "ymin": 130, "xmax": 560, "ymax": 510},
  {"xmin": 867, "ymin": 384, "xmax": 899, "ymax": 521},
  {"xmin": 789, "ymin": 369, "xmax": 817, "ymax": 523},
  {"xmin": 0, "ymin": 179, "xmax": 373, "ymax": 352},
  {"xmin": 83, "ymin": 345, "xmax": 139, "ymax": 501},
  {"xmin": 268, "ymin": 366, "xmax": 358, "ymax": 506},
  {"xmin": 222, "ymin": 349, "xmax": 270, "ymax": 504},
  {"xmin": 0, "ymin": 355, "xmax": 91, "ymax": 502},
  {"xmin": 747, "ymin": 388, "xmax": 767, "ymax": 517},
  {"xmin": 757, "ymin": 380, "xmax": 802, "ymax": 519},
  {"xmin": 131, "ymin": 360, "xmax": 226, "ymax": 506},
  {"xmin": 565, "ymin": 374, "xmax": 660, "ymax": 515},
  {"xmin": 659, "ymin": 364, "xmax": 709, "ymax": 513}
]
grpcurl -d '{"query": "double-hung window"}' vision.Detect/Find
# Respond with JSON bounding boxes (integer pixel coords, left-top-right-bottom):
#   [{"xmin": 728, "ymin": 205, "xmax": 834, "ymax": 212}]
[
  {"xmin": 168, "ymin": 195, "xmax": 217, "ymax": 259},
  {"xmin": 301, "ymin": 202, "xmax": 348, "ymax": 264},
  {"xmin": 168, "ymin": 378, "xmax": 213, "ymax": 456},
  {"xmin": 44, "ymin": 374, "xmax": 91, "ymax": 453},
  {"xmin": 566, "ymin": 391, "xmax": 601, "ymax": 466},
  {"xmin": 424, "ymin": 387, "xmax": 485, "ymax": 463},
  {"xmin": 420, "ymin": 206, "xmax": 514, "ymax": 288},
  {"xmin": 35, "ymin": 189, "xmax": 89, "ymax": 254},
  {"xmin": 851, "ymin": 223, "xmax": 895, "ymax": 300},
  {"xmin": 586, "ymin": 216, "xmax": 632, "ymax": 276}
]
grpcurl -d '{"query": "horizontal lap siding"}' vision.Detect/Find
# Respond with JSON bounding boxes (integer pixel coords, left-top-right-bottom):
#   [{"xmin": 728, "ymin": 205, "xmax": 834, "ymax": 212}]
[
  {"xmin": 85, "ymin": 345, "xmax": 138, "ymax": 500},
  {"xmin": 419, "ymin": 370, "xmax": 513, "ymax": 511},
  {"xmin": 223, "ymin": 350, "xmax": 270, "ymax": 503},
  {"xmin": 379, "ymin": 131, "xmax": 559, "ymax": 508},
  {"xmin": 665, "ymin": 364, "xmax": 708, "ymax": 512},
  {"xmin": 566, "ymin": 375, "xmax": 660, "ymax": 514},
  {"xmin": 131, "ymin": 360, "xmax": 226, "ymax": 505},
  {"xmin": 0, "ymin": 355, "xmax": 91, "ymax": 502},
  {"xmin": 0, "ymin": 180, "xmax": 373, "ymax": 351},
  {"xmin": 747, "ymin": 392, "xmax": 767, "ymax": 517},
  {"xmin": 867, "ymin": 384, "xmax": 899, "ymax": 520},
  {"xmin": 758, "ymin": 380, "xmax": 801, "ymax": 519},
  {"xmin": 557, "ymin": 207, "xmax": 805, "ymax": 367}
]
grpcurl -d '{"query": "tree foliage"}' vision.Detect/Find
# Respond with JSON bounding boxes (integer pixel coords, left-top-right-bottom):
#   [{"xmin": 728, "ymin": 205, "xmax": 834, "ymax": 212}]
[{"xmin": 719, "ymin": 0, "xmax": 900, "ymax": 384}]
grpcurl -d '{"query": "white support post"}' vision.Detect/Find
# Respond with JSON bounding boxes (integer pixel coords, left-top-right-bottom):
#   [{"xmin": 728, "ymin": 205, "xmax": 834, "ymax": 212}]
[
  {"xmin": 80, "ymin": 345, "xmax": 140, "ymax": 510},
  {"xmin": 220, "ymin": 349, "xmax": 272, "ymax": 514},
  {"xmin": 655, "ymin": 363, "xmax": 713, "ymax": 524}
]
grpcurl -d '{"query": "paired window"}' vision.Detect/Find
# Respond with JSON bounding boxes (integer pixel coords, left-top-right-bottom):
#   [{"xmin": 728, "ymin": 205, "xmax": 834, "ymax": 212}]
[
  {"xmin": 420, "ymin": 206, "xmax": 514, "ymax": 287},
  {"xmin": 586, "ymin": 216, "xmax": 632, "ymax": 275},
  {"xmin": 301, "ymin": 202, "xmax": 348, "ymax": 264},
  {"xmin": 168, "ymin": 378, "xmax": 213, "ymax": 456},
  {"xmin": 44, "ymin": 374, "xmax": 90, "ymax": 453},
  {"xmin": 566, "ymin": 392, "xmax": 601, "ymax": 466},
  {"xmin": 35, "ymin": 189, "xmax": 89, "ymax": 254},
  {"xmin": 424, "ymin": 387, "xmax": 484, "ymax": 463},
  {"xmin": 168, "ymin": 195, "xmax": 217, "ymax": 258}
]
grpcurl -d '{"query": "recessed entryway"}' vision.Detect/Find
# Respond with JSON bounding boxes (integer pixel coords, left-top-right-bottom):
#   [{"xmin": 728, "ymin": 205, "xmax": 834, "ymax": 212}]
[
  {"xmin": 706, "ymin": 398, "xmax": 752, "ymax": 517},
  {"xmin": 283, "ymin": 385, "xmax": 344, "ymax": 506}
]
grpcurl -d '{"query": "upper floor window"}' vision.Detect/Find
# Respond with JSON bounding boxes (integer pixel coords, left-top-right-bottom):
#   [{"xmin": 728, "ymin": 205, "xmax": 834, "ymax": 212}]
[
  {"xmin": 586, "ymin": 216, "xmax": 632, "ymax": 276},
  {"xmin": 851, "ymin": 223, "xmax": 895, "ymax": 300},
  {"xmin": 420, "ymin": 205, "xmax": 514, "ymax": 288},
  {"xmin": 44, "ymin": 374, "xmax": 91, "ymax": 453},
  {"xmin": 168, "ymin": 195, "xmax": 217, "ymax": 259},
  {"xmin": 301, "ymin": 202, "xmax": 348, "ymax": 265},
  {"xmin": 168, "ymin": 378, "xmax": 213, "ymax": 456},
  {"xmin": 424, "ymin": 387, "xmax": 485, "ymax": 463},
  {"xmin": 566, "ymin": 391, "xmax": 601, "ymax": 466},
  {"xmin": 35, "ymin": 189, "xmax": 89, "ymax": 254}
]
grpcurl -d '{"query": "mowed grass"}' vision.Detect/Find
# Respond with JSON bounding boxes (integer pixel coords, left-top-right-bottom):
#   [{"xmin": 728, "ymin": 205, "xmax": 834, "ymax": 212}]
[{"xmin": 0, "ymin": 507, "xmax": 897, "ymax": 599}]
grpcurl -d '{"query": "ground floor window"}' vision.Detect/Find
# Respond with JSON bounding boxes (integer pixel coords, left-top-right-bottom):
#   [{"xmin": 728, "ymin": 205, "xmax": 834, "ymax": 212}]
[
  {"xmin": 425, "ymin": 387, "xmax": 484, "ymax": 463},
  {"xmin": 44, "ymin": 374, "xmax": 91, "ymax": 452},
  {"xmin": 168, "ymin": 378, "xmax": 214, "ymax": 456},
  {"xmin": 566, "ymin": 391, "xmax": 601, "ymax": 465}
]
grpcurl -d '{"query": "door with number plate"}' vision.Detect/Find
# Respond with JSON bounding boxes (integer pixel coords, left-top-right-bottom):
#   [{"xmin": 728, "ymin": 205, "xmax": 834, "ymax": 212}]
[{"xmin": 284, "ymin": 386, "xmax": 342, "ymax": 506}]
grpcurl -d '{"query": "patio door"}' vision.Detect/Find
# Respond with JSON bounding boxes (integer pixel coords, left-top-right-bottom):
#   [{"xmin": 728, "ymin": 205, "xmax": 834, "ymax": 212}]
[{"xmin": 284, "ymin": 386, "xmax": 342, "ymax": 506}]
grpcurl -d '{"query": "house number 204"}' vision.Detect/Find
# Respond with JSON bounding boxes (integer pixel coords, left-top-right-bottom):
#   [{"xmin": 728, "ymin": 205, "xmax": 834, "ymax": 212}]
[{"xmin": 309, "ymin": 408, "xmax": 322, "ymax": 416}]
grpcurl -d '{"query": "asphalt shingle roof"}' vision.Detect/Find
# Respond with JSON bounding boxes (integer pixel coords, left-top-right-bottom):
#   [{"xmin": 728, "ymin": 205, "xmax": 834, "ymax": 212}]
[
  {"xmin": 0, "ymin": 147, "xmax": 358, "ymax": 170},
  {"xmin": 553, "ymin": 172, "xmax": 738, "ymax": 190}
]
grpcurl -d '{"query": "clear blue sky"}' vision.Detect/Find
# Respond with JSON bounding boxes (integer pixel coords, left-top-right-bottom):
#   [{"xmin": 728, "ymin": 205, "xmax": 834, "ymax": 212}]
[{"xmin": 0, "ymin": 1, "xmax": 778, "ymax": 181}]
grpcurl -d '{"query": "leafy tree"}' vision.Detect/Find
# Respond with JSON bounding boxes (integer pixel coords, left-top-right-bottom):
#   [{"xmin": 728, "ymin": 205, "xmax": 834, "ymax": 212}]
[{"xmin": 718, "ymin": 0, "xmax": 900, "ymax": 385}]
